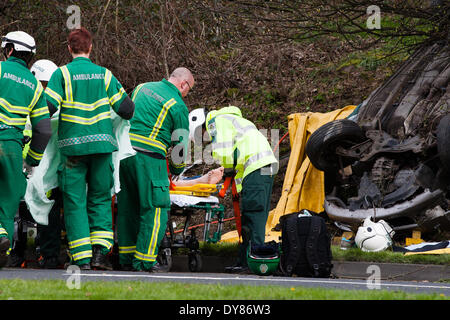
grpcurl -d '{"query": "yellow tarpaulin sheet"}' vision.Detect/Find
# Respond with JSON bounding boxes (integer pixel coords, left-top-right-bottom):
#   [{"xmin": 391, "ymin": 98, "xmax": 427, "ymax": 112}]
[{"xmin": 220, "ymin": 105, "xmax": 357, "ymax": 243}]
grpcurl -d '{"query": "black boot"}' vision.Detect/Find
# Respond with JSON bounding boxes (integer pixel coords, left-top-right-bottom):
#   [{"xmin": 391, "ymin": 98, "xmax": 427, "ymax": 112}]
[
  {"xmin": 7, "ymin": 251, "xmax": 25, "ymax": 268},
  {"xmin": 149, "ymin": 262, "xmax": 169, "ymax": 273},
  {"xmin": 91, "ymin": 246, "xmax": 113, "ymax": 270},
  {"xmin": 0, "ymin": 237, "xmax": 11, "ymax": 269}
]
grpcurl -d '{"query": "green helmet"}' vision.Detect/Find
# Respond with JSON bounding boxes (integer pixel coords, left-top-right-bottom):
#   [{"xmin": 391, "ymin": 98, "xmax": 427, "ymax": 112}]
[{"xmin": 247, "ymin": 242, "xmax": 280, "ymax": 276}]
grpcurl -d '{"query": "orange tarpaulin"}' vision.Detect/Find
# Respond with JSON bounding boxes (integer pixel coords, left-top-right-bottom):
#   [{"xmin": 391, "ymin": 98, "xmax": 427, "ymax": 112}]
[{"xmin": 220, "ymin": 105, "xmax": 357, "ymax": 243}]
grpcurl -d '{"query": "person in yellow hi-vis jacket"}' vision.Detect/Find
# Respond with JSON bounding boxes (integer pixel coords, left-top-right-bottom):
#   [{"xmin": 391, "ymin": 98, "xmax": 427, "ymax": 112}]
[
  {"xmin": 0, "ymin": 31, "xmax": 52, "ymax": 269},
  {"xmin": 189, "ymin": 106, "xmax": 278, "ymax": 273}
]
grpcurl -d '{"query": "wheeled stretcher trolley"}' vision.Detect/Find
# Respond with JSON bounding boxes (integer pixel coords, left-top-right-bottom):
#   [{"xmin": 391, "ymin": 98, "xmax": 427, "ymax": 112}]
[{"xmin": 158, "ymin": 190, "xmax": 225, "ymax": 272}]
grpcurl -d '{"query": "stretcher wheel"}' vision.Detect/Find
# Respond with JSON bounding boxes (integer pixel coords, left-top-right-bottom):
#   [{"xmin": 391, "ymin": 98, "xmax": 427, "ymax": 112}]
[
  {"xmin": 188, "ymin": 252, "xmax": 202, "ymax": 272},
  {"xmin": 158, "ymin": 248, "xmax": 173, "ymax": 271}
]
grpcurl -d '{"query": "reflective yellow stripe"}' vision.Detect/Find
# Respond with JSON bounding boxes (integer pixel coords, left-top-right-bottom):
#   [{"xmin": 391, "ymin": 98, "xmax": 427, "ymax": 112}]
[
  {"xmin": 104, "ymin": 69, "xmax": 112, "ymax": 91},
  {"xmin": 0, "ymin": 113, "xmax": 27, "ymax": 126},
  {"xmin": 170, "ymin": 159, "xmax": 186, "ymax": 169},
  {"xmin": 149, "ymin": 98, "xmax": 176, "ymax": 140},
  {"xmin": 90, "ymin": 231, "xmax": 114, "ymax": 239},
  {"xmin": 61, "ymin": 98, "xmax": 109, "ymax": 111},
  {"xmin": 28, "ymin": 81, "xmax": 43, "ymax": 110},
  {"xmin": 109, "ymin": 87, "xmax": 125, "ymax": 105},
  {"xmin": 60, "ymin": 66, "xmax": 73, "ymax": 102},
  {"xmin": 72, "ymin": 250, "xmax": 92, "ymax": 261},
  {"xmin": 119, "ymin": 246, "xmax": 136, "ymax": 254},
  {"xmin": 45, "ymin": 87, "xmax": 63, "ymax": 105},
  {"xmin": 134, "ymin": 251, "xmax": 157, "ymax": 262},
  {"xmin": 147, "ymin": 208, "xmax": 161, "ymax": 257},
  {"xmin": 28, "ymin": 149, "xmax": 43, "ymax": 161},
  {"xmin": 244, "ymin": 151, "xmax": 274, "ymax": 171},
  {"xmin": 0, "ymin": 98, "xmax": 31, "ymax": 115},
  {"xmin": 131, "ymin": 83, "xmax": 144, "ymax": 101},
  {"xmin": 91, "ymin": 238, "xmax": 113, "ymax": 249},
  {"xmin": 60, "ymin": 111, "xmax": 111, "ymax": 125},
  {"xmin": 30, "ymin": 106, "xmax": 49, "ymax": 118},
  {"xmin": 129, "ymin": 133, "xmax": 167, "ymax": 153},
  {"xmin": 0, "ymin": 227, "xmax": 7, "ymax": 235},
  {"xmin": 68, "ymin": 237, "xmax": 91, "ymax": 249}
]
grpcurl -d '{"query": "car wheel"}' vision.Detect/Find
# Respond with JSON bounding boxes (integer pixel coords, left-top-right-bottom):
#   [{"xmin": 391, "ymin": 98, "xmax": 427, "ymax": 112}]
[
  {"xmin": 437, "ymin": 114, "xmax": 450, "ymax": 172},
  {"xmin": 306, "ymin": 119, "xmax": 366, "ymax": 172}
]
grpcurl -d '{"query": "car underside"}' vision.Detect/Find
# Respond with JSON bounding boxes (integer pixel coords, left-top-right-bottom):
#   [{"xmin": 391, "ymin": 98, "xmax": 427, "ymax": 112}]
[{"xmin": 306, "ymin": 42, "xmax": 450, "ymax": 235}]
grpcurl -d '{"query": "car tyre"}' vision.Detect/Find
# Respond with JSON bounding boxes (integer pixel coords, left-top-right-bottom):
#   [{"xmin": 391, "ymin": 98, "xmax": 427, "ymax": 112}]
[
  {"xmin": 306, "ymin": 119, "xmax": 366, "ymax": 172},
  {"xmin": 437, "ymin": 114, "xmax": 450, "ymax": 172}
]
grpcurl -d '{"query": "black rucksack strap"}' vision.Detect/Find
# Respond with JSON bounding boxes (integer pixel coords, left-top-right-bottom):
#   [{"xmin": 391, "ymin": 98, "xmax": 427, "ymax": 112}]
[
  {"xmin": 305, "ymin": 216, "xmax": 322, "ymax": 277},
  {"xmin": 283, "ymin": 214, "xmax": 300, "ymax": 276}
]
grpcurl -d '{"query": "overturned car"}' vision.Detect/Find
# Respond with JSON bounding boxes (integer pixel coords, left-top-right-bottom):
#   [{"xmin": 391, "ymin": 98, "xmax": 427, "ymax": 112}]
[{"xmin": 306, "ymin": 42, "xmax": 450, "ymax": 235}]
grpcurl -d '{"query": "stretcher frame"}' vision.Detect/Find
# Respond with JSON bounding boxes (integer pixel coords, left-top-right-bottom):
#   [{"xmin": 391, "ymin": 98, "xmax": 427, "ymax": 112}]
[{"xmin": 159, "ymin": 198, "xmax": 225, "ymax": 272}]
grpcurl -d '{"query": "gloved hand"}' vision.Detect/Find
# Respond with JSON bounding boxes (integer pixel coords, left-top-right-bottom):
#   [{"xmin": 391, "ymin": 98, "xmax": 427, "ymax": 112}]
[{"xmin": 23, "ymin": 160, "xmax": 34, "ymax": 178}]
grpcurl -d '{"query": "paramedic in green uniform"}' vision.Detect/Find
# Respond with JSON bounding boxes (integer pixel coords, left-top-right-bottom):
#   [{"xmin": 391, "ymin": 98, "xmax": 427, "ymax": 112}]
[
  {"xmin": 117, "ymin": 67, "xmax": 194, "ymax": 272},
  {"xmin": 0, "ymin": 31, "xmax": 52, "ymax": 269},
  {"xmin": 190, "ymin": 106, "xmax": 278, "ymax": 273},
  {"xmin": 45, "ymin": 28, "xmax": 135, "ymax": 270},
  {"xmin": 7, "ymin": 59, "xmax": 60, "ymax": 268}
]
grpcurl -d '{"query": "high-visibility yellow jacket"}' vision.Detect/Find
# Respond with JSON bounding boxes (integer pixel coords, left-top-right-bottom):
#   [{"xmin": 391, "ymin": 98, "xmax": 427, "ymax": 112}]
[{"xmin": 205, "ymin": 106, "xmax": 277, "ymax": 192}]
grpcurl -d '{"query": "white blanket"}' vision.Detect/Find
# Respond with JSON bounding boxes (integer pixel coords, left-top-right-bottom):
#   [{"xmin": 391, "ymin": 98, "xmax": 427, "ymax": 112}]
[
  {"xmin": 170, "ymin": 194, "xmax": 219, "ymax": 207},
  {"xmin": 24, "ymin": 111, "xmax": 136, "ymax": 225}
]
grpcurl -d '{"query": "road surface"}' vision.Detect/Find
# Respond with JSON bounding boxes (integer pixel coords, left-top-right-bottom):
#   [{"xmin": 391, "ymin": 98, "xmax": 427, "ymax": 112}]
[{"xmin": 0, "ymin": 268, "xmax": 449, "ymax": 296}]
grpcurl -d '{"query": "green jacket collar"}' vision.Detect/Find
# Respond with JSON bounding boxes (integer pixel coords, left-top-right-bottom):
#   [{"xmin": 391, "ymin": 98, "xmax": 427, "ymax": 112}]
[
  {"xmin": 71, "ymin": 57, "xmax": 92, "ymax": 63},
  {"xmin": 7, "ymin": 56, "xmax": 28, "ymax": 68},
  {"xmin": 162, "ymin": 78, "xmax": 182, "ymax": 98}
]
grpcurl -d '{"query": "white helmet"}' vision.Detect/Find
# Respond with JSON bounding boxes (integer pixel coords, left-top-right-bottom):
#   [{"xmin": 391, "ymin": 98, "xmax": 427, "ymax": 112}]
[
  {"xmin": 189, "ymin": 108, "xmax": 207, "ymax": 141},
  {"xmin": 1, "ymin": 31, "xmax": 36, "ymax": 54},
  {"xmin": 355, "ymin": 217, "xmax": 395, "ymax": 252},
  {"xmin": 30, "ymin": 59, "xmax": 58, "ymax": 82}
]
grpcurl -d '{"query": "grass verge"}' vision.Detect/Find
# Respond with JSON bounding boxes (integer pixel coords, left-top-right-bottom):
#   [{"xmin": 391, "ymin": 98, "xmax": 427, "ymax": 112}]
[
  {"xmin": 331, "ymin": 246, "xmax": 450, "ymax": 265},
  {"xmin": 0, "ymin": 279, "xmax": 447, "ymax": 300},
  {"xmin": 194, "ymin": 243, "xmax": 450, "ymax": 265}
]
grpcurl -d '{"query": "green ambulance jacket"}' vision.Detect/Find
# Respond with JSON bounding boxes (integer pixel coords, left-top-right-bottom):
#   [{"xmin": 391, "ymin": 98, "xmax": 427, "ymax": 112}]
[
  {"xmin": 205, "ymin": 106, "xmax": 278, "ymax": 192},
  {"xmin": 0, "ymin": 57, "xmax": 51, "ymax": 166},
  {"xmin": 129, "ymin": 79, "xmax": 189, "ymax": 175},
  {"xmin": 45, "ymin": 57, "xmax": 134, "ymax": 156}
]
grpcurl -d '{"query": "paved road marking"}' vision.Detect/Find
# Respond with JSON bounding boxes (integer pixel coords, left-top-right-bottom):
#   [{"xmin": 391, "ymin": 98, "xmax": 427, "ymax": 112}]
[{"xmin": 63, "ymin": 272, "xmax": 450, "ymax": 291}]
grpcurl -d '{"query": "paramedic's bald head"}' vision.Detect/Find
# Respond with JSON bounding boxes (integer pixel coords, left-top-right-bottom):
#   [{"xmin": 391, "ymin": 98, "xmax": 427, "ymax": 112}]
[{"xmin": 168, "ymin": 67, "xmax": 194, "ymax": 98}]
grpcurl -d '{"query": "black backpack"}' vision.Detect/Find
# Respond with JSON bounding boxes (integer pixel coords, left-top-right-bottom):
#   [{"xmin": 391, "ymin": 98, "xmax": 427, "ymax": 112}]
[{"xmin": 279, "ymin": 211, "xmax": 333, "ymax": 278}]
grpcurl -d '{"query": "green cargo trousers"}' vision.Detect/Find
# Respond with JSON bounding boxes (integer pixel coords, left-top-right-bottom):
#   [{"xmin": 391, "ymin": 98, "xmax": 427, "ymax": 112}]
[
  {"xmin": 117, "ymin": 152, "xmax": 170, "ymax": 271},
  {"xmin": 238, "ymin": 165, "xmax": 275, "ymax": 266},
  {"xmin": 58, "ymin": 153, "xmax": 114, "ymax": 266},
  {"xmin": 0, "ymin": 140, "xmax": 27, "ymax": 246}
]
